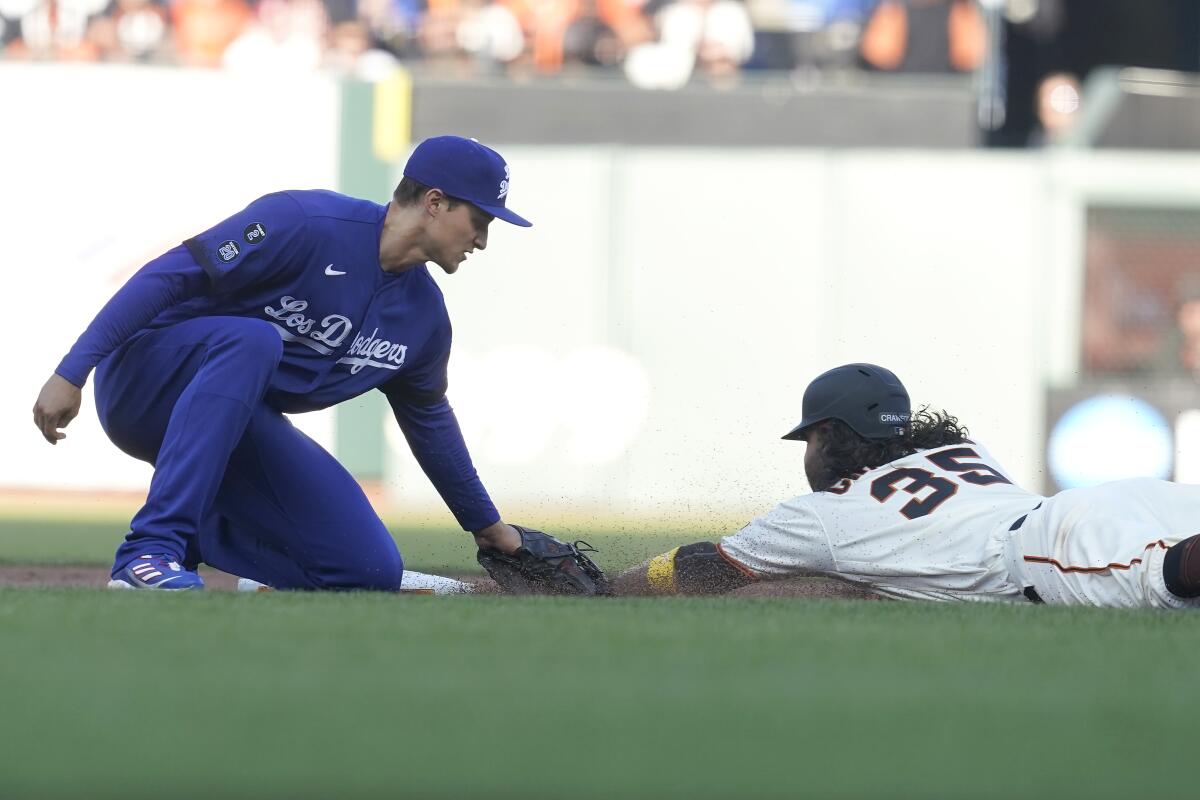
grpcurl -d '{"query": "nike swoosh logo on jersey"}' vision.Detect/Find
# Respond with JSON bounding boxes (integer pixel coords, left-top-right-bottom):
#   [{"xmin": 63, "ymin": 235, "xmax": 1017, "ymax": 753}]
[{"xmin": 325, "ymin": 264, "xmax": 347, "ymax": 276}]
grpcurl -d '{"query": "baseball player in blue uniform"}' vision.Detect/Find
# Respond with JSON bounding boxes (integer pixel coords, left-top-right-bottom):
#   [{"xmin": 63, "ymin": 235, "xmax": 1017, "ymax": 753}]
[{"xmin": 32, "ymin": 136, "xmax": 538, "ymax": 591}]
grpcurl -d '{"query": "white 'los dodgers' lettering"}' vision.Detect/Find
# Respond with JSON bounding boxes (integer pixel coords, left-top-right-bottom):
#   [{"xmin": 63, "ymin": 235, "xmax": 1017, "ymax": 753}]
[
  {"xmin": 264, "ymin": 296, "xmax": 353, "ymax": 353},
  {"xmin": 338, "ymin": 328, "xmax": 408, "ymax": 373}
]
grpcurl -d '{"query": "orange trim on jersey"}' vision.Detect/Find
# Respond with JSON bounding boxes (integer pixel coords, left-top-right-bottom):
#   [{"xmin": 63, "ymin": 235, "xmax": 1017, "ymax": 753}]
[
  {"xmin": 1023, "ymin": 540, "xmax": 1168, "ymax": 574},
  {"xmin": 716, "ymin": 542, "xmax": 759, "ymax": 580}
]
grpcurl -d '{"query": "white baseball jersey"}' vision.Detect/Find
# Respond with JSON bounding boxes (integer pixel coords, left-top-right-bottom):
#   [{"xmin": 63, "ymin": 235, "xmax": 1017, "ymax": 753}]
[{"xmin": 719, "ymin": 442, "xmax": 1200, "ymax": 608}]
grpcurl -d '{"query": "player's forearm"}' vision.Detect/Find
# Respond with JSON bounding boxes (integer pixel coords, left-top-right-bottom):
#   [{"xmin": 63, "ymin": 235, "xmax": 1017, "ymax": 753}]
[
  {"xmin": 613, "ymin": 541, "xmax": 756, "ymax": 596},
  {"xmin": 56, "ymin": 246, "xmax": 209, "ymax": 386},
  {"xmin": 612, "ymin": 559, "xmax": 658, "ymax": 595}
]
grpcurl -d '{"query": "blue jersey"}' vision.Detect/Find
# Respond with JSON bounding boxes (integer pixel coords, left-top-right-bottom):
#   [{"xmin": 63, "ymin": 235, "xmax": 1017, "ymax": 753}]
[
  {"xmin": 57, "ymin": 190, "xmax": 499, "ymax": 531},
  {"xmin": 130, "ymin": 191, "xmax": 449, "ymax": 412}
]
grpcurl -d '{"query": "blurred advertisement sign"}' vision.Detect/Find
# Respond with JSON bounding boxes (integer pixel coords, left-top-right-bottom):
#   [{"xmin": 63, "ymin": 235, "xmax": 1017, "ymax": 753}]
[
  {"xmin": 1057, "ymin": 203, "xmax": 1200, "ymax": 492},
  {"xmin": 1046, "ymin": 382, "xmax": 1200, "ymax": 493},
  {"xmin": 1081, "ymin": 206, "xmax": 1200, "ymax": 378}
]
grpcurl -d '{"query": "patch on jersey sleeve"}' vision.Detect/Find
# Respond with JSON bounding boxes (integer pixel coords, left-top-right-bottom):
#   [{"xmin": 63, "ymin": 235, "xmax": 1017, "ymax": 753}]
[
  {"xmin": 217, "ymin": 240, "xmax": 240, "ymax": 262},
  {"xmin": 243, "ymin": 222, "xmax": 267, "ymax": 244}
]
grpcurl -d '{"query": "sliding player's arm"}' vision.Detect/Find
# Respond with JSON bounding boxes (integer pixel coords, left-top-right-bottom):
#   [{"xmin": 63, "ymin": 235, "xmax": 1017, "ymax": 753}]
[
  {"xmin": 615, "ymin": 500, "xmax": 837, "ymax": 596},
  {"xmin": 613, "ymin": 541, "xmax": 756, "ymax": 596}
]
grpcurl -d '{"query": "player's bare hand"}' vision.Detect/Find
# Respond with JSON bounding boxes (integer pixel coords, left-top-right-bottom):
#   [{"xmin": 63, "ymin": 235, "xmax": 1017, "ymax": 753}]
[
  {"xmin": 32, "ymin": 374, "xmax": 82, "ymax": 445},
  {"xmin": 473, "ymin": 521, "xmax": 522, "ymax": 554}
]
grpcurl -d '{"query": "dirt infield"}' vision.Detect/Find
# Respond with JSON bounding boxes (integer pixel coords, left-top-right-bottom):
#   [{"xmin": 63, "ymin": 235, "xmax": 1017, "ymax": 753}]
[
  {"xmin": 0, "ymin": 565, "xmax": 882, "ymax": 599},
  {"xmin": 731, "ymin": 576, "xmax": 884, "ymax": 600},
  {"xmin": 0, "ymin": 565, "xmax": 242, "ymax": 590},
  {"xmin": 0, "ymin": 566, "xmax": 483, "ymax": 592}
]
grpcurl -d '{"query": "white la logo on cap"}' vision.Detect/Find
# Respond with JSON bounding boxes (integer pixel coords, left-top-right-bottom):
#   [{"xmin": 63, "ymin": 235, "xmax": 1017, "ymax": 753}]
[{"xmin": 498, "ymin": 165, "xmax": 510, "ymax": 200}]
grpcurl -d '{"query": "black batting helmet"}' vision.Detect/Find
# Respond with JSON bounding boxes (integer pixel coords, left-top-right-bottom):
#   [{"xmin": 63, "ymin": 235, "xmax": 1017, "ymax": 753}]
[{"xmin": 782, "ymin": 363, "xmax": 911, "ymax": 441}]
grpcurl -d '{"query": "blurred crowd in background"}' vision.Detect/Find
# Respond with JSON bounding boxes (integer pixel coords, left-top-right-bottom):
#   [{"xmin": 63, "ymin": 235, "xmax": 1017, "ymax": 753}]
[
  {"xmin": 5, "ymin": 0, "xmax": 1199, "ymax": 378},
  {"xmin": 0, "ymin": 0, "xmax": 991, "ymax": 85},
  {"xmin": 5, "ymin": 0, "xmax": 1195, "ymax": 146}
]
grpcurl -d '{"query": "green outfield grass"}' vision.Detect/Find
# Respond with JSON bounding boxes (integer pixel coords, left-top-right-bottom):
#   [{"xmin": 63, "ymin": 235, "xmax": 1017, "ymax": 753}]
[
  {"xmin": 0, "ymin": 590, "xmax": 1197, "ymax": 799},
  {"xmin": 0, "ymin": 515, "xmax": 686, "ymax": 573},
  {"xmin": 4, "ymin": 515, "xmax": 1198, "ymax": 799}
]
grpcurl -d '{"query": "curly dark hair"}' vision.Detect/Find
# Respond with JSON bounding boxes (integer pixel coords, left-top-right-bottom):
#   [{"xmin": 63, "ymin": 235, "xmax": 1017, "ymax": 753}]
[{"xmin": 806, "ymin": 408, "xmax": 971, "ymax": 492}]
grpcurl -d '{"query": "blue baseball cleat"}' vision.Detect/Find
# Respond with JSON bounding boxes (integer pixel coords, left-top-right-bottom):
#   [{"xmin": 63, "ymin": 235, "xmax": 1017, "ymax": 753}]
[{"xmin": 107, "ymin": 554, "xmax": 205, "ymax": 591}]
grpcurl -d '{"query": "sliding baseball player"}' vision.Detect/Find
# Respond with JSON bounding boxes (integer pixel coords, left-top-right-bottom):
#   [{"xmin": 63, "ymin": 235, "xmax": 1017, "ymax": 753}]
[{"xmin": 615, "ymin": 363, "xmax": 1200, "ymax": 609}]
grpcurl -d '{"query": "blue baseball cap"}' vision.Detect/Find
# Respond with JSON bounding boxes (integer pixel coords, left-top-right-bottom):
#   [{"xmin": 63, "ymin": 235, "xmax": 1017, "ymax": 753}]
[{"xmin": 403, "ymin": 135, "xmax": 532, "ymax": 228}]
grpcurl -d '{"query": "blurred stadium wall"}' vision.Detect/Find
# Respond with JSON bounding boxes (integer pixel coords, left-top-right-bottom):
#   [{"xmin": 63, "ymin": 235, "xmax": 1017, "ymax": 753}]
[{"xmin": 8, "ymin": 63, "xmax": 1200, "ymax": 521}]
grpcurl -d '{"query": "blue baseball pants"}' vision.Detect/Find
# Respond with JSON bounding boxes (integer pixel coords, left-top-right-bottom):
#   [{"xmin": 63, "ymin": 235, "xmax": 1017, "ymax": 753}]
[{"xmin": 93, "ymin": 316, "xmax": 403, "ymax": 590}]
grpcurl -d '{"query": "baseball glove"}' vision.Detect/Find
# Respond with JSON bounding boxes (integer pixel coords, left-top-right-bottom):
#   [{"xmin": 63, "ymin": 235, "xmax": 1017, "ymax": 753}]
[{"xmin": 477, "ymin": 524, "xmax": 611, "ymax": 596}]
